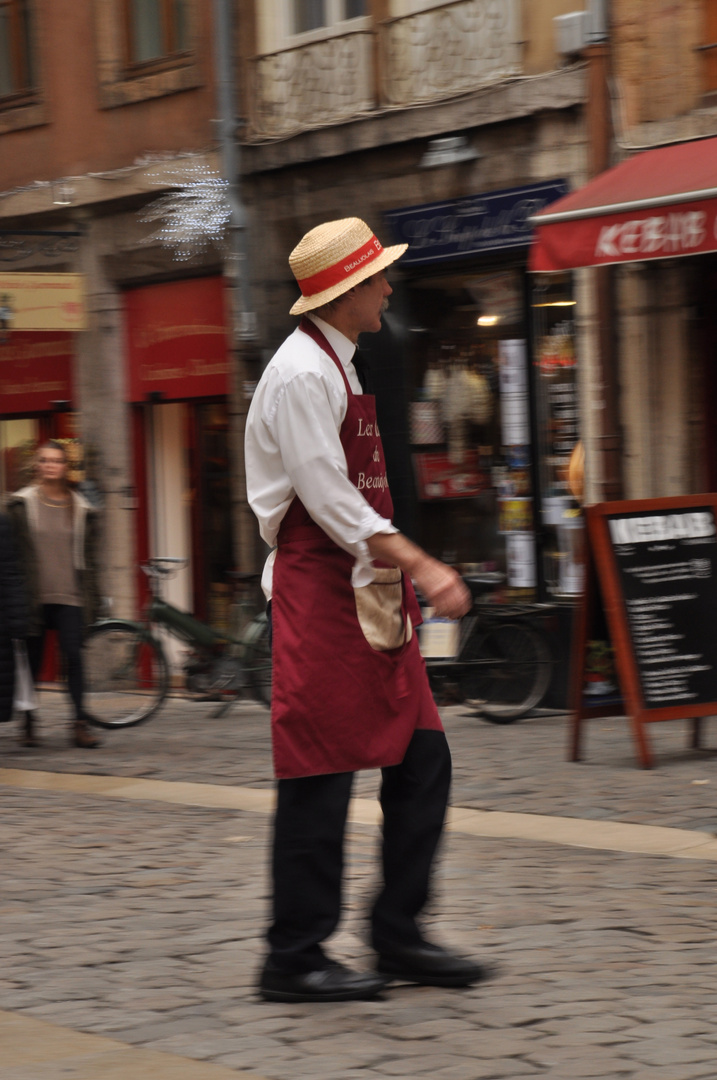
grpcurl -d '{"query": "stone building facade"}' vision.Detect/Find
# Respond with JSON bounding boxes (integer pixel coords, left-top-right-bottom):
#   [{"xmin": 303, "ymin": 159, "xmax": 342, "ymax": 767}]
[
  {"xmin": 0, "ymin": 0, "xmax": 237, "ymax": 634},
  {"xmin": 237, "ymin": 0, "xmax": 592, "ymax": 602},
  {"xmin": 1, "ymin": 0, "xmax": 603, "ymax": 630},
  {"xmin": 608, "ymin": 0, "xmax": 717, "ymax": 501}
]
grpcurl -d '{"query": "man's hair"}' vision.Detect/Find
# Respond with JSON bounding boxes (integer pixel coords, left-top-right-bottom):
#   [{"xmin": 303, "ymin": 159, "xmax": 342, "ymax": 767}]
[{"xmin": 312, "ymin": 272, "xmax": 377, "ymax": 319}]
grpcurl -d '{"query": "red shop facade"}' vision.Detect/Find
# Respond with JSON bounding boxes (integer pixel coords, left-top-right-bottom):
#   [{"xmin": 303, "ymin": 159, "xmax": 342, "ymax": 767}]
[
  {"xmin": 0, "ymin": 332, "xmax": 78, "ymax": 493},
  {"xmin": 125, "ymin": 275, "xmax": 235, "ymax": 628}
]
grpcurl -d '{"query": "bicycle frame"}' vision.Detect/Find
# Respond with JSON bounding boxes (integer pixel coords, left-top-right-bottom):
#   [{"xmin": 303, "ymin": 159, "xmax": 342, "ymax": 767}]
[
  {"xmin": 422, "ymin": 580, "xmax": 555, "ymax": 720},
  {"xmin": 146, "ymin": 595, "xmax": 239, "ymax": 650}
]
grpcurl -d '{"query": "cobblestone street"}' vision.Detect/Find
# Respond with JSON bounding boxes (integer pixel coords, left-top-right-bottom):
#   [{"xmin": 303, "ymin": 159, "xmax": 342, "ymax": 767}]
[{"xmin": 2, "ymin": 693, "xmax": 717, "ymax": 1079}]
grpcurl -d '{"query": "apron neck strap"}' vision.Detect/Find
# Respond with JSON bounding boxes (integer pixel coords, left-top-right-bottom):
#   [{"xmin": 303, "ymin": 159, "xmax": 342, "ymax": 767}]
[{"xmin": 299, "ymin": 316, "xmax": 354, "ymax": 397}]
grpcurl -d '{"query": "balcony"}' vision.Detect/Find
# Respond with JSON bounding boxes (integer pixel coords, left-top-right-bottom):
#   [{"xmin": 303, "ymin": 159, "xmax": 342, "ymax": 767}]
[
  {"xmin": 381, "ymin": 0, "xmax": 520, "ymax": 107},
  {"xmin": 247, "ymin": 0, "xmax": 521, "ymax": 141},
  {"xmin": 248, "ymin": 29, "xmax": 374, "ymax": 140}
]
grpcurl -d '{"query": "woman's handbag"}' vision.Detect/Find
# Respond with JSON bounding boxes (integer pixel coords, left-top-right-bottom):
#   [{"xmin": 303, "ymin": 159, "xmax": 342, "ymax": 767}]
[{"xmin": 12, "ymin": 640, "xmax": 37, "ymax": 712}]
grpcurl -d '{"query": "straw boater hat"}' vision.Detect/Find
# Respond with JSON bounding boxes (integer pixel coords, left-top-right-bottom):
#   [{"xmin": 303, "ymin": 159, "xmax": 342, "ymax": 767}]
[{"xmin": 289, "ymin": 217, "xmax": 408, "ymax": 315}]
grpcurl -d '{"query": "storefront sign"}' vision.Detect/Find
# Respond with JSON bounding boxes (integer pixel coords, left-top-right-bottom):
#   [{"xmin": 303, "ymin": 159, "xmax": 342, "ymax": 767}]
[
  {"xmin": 126, "ymin": 277, "xmax": 230, "ymax": 402},
  {"xmin": 0, "ymin": 332, "xmax": 73, "ymax": 412},
  {"xmin": 385, "ymin": 181, "xmax": 569, "ymax": 265},
  {"xmin": 0, "ymin": 273, "xmax": 87, "ymax": 331},
  {"xmin": 529, "ymin": 136, "xmax": 717, "ymax": 271},
  {"xmin": 531, "ymin": 198, "xmax": 717, "ymax": 271}
]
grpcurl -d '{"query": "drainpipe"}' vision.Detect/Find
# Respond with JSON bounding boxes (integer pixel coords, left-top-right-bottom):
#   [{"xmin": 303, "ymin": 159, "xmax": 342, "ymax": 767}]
[
  {"xmin": 584, "ymin": 0, "xmax": 623, "ymax": 501},
  {"xmin": 213, "ymin": 0, "xmax": 259, "ymax": 571}
]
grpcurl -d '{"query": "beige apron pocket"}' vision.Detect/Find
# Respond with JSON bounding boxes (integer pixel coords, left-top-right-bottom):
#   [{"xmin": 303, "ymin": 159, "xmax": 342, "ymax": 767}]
[{"xmin": 354, "ymin": 568, "xmax": 413, "ymax": 652}]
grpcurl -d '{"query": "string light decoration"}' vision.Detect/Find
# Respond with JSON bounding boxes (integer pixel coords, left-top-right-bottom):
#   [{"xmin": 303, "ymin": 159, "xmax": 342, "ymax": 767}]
[{"xmin": 139, "ymin": 161, "xmax": 232, "ymax": 261}]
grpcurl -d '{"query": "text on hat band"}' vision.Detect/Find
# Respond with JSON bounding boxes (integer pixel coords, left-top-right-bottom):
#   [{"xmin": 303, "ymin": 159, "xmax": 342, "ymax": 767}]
[{"xmin": 297, "ymin": 236, "xmax": 383, "ymax": 297}]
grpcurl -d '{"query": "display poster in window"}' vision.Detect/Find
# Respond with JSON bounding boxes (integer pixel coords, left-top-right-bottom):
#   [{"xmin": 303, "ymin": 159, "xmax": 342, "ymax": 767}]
[
  {"xmin": 506, "ymin": 532, "xmax": 537, "ymax": 588},
  {"xmin": 498, "ymin": 339, "xmax": 529, "ymax": 445},
  {"xmin": 570, "ymin": 495, "xmax": 717, "ymax": 769},
  {"xmin": 413, "ymin": 449, "xmax": 488, "ymax": 501}
]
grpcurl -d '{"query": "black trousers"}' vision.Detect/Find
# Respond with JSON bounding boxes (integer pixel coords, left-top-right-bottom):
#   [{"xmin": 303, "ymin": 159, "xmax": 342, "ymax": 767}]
[
  {"xmin": 26, "ymin": 604, "xmax": 85, "ymax": 720},
  {"xmin": 268, "ymin": 728, "xmax": 452, "ymax": 973}
]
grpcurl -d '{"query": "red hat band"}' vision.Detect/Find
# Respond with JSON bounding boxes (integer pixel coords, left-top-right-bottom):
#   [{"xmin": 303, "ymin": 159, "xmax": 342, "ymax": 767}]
[{"xmin": 296, "ymin": 236, "xmax": 383, "ymax": 298}]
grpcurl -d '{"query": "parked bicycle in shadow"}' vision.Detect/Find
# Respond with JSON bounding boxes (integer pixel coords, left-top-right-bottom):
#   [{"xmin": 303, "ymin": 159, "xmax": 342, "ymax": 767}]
[
  {"xmin": 83, "ymin": 558, "xmax": 270, "ymax": 728},
  {"xmin": 421, "ymin": 572, "xmax": 555, "ymax": 723},
  {"xmin": 83, "ymin": 564, "xmax": 553, "ymax": 730}
]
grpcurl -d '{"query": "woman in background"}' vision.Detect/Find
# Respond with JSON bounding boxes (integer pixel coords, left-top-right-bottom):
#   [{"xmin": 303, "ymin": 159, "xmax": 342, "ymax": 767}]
[{"xmin": 7, "ymin": 440, "xmax": 101, "ymax": 748}]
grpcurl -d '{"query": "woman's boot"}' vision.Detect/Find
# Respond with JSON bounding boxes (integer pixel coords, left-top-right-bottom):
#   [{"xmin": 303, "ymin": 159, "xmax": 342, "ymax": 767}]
[
  {"xmin": 19, "ymin": 711, "xmax": 39, "ymax": 747},
  {"xmin": 72, "ymin": 716, "xmax": 101, "ymax": 748}
]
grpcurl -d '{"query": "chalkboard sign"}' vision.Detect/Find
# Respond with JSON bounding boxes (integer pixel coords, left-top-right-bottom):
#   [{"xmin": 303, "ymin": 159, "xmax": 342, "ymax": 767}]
[{"xmin": 570, "ymin": 495, "xmax": 717, "ymax": 768}]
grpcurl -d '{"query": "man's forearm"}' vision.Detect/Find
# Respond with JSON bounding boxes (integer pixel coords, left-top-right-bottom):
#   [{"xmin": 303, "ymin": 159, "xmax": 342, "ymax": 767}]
[
  {"xmin": 366, "ymin": 531, "xmax": 470, "ymax": 619},
  {"xmin": 366, "ymin": 531, "xmax": 427, "ymax": 577}
]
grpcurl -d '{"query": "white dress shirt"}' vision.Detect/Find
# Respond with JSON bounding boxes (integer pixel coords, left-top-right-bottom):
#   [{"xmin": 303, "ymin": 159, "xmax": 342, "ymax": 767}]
[{"xmin": 245, "ymin": 314, "xmax": 397, "ymax": 598}]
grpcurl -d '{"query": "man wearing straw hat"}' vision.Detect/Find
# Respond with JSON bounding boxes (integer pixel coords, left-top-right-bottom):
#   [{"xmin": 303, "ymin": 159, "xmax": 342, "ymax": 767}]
[{"xmin": 246, "ymin": 217, "xmax": 487, "ymax": 1002}]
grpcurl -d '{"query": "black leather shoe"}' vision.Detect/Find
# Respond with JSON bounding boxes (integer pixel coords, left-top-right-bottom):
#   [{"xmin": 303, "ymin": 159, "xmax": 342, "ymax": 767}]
[
  {"xmin": 376, "ymin": 941, "xmax": 489, "ymax": 987},
  {"xmin": 259, "ymin": 961, "xmax": 388, "ymax": 1003}
]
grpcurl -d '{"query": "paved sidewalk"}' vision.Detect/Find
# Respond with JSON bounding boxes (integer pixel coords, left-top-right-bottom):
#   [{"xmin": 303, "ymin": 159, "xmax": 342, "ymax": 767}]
[
  {"xmin": 4, "ymin": 688, "xmax": 717, "ymax": 830},
  {"xmin": 2, "ymin": 694, "xmax": 717, "ymax": 1079}
]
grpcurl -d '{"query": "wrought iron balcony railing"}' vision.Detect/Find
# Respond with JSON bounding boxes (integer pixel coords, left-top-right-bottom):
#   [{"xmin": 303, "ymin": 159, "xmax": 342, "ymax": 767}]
[{"xmin": 246, "ymin": 0, "xmax": 521, "ymax": 141}]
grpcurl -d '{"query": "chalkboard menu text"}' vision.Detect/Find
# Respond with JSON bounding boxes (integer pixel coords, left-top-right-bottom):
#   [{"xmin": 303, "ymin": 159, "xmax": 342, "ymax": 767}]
[{"xmin": 570, "ymin": 495, "xmax": 717, "ymax": 768}]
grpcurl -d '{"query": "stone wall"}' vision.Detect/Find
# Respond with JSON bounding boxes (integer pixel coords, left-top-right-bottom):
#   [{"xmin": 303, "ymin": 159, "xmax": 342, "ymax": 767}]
[{"xmin": 612, "ymin": 0, "xmax": 710, "ymax": 141}]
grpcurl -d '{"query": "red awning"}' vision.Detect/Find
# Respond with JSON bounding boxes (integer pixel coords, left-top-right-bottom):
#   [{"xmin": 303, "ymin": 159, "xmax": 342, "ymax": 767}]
[{"xmin": 530, "ymin": 137, "xmax": 717, "ymax": 271}]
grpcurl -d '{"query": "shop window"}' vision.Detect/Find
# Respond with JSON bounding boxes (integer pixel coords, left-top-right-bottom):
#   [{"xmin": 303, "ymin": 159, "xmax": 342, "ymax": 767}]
[
  {"xmin": 292, "ymin": 0, "xmax": 366, "ymax": 35},
  {"xmin": 404, "ymin": 267, "xmax": 536, "ymax": 596},
  {"xmin": 0, "ymin": 0, "xmax": 35, "ymax": 101},
  {"xmin": 96, "ymin": 0, "xmax": 200, "ymax": 109},
  {"xmin": 125, "ymin": 0, "xmax": 190, "ymax": 68},
  {"xmin": 402, "ymin": 266, "xmax": 582, "ymax": 600}
]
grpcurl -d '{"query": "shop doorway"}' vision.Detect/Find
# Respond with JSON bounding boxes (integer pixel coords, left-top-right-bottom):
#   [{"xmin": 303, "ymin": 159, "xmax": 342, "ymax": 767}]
[{"xmin": 134, "ymin": 398, "xmax": 235, "ymax": 633}]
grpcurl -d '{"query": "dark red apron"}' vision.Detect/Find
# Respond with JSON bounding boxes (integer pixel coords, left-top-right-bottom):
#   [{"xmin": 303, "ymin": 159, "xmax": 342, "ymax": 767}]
[{"xmin": 270, "ymin": 318, "xmax": 443, "ymax": 779}]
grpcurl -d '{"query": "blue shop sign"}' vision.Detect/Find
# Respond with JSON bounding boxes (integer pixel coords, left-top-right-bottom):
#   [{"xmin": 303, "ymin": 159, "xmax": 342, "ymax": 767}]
[{"xmin": 384, "ymin": 180, "xmax": 569, "ymax": 266}]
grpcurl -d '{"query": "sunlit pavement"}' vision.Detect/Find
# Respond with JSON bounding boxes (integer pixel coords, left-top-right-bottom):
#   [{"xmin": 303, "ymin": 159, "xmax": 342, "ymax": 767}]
[{"xmin": 2, "ymin": 691, "xmax": 717, "ymax": 1080}]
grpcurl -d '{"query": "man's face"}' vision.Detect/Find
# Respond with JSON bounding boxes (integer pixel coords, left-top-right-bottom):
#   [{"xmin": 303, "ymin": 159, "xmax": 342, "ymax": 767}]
[{"xmin": 350, "ymin": 270, "xmax": 392, "ymax": 335}]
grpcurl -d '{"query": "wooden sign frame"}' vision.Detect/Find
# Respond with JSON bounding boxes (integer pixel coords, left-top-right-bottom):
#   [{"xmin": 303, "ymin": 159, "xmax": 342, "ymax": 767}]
[{"xmin": 570, "ymin": 494, "xmax": 717, "ymax": 768}]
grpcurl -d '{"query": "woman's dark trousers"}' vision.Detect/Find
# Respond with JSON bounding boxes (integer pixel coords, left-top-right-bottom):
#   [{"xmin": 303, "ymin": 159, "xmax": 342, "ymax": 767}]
[{"xmin": 26, "ymin": 604, "xmax": 85, "ymax": 719}]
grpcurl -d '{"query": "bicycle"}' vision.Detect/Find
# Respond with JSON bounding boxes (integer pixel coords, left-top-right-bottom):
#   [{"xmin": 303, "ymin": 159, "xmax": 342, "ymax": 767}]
[
  {"xmin": 422, "ymin": 573, "xmax": 554, "ymax": 723},
  {"xmin": 82, "ymin": 557, "xmax": 271, "ymax": 728}
]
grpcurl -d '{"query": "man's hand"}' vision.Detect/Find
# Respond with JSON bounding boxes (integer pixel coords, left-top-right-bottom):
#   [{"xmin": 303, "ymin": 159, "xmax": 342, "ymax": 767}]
[
  {"xmin": 411, "ymin": 556, "xmax": 471, "ymax": 620},
  {"xmin": 366, "ymin": 532, "xmax": 471, "ymax": 620}
]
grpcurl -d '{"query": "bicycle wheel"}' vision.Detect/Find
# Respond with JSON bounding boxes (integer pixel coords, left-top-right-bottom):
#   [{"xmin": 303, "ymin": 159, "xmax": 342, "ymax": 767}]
[
  {"xmin": 242, "ymin": 612, "xmax": 272, "ymax": 708},
  {"xmin": 461, "ymin": 621, "xmax": 551, "ymax": 723},
  {"xmin": 83, "ymin": 621, "xmax": 169, "ymax": 728}
]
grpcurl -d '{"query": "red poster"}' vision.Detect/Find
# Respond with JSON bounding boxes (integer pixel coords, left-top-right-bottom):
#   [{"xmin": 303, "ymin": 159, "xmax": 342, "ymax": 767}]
[
  {"xmin": 413, "ymin": 450, "xmax": 488, "ymax": 501},
  {"xmin": 125, "ymin": 277, "xmax": 230, "ymax": 402},
  {"xmin": 0, "ymin": 332, "xmax": 73, "ymax": 413}
]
